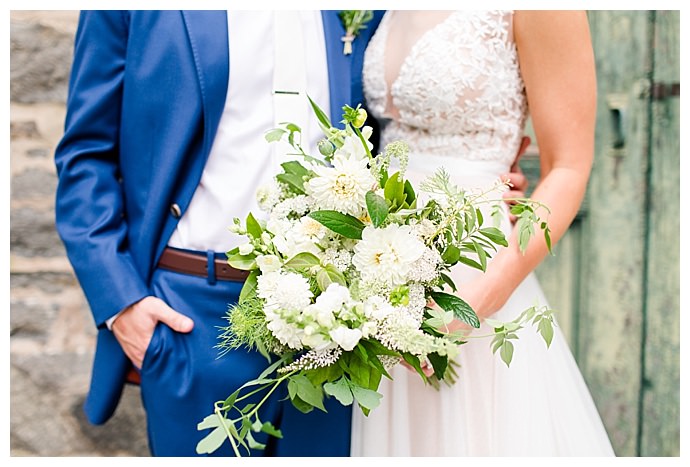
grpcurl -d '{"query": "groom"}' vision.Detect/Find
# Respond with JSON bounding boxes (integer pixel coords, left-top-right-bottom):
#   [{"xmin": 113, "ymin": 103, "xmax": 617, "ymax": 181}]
[{"xmin": 54, "ymin": 10, "xmax": 385, "ymax": 456}]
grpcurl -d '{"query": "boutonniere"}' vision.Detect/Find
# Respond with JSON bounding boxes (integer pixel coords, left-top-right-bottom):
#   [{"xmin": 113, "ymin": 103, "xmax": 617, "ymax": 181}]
[{"xmin": 338, "ymin": 10, "xmax": 374, "ymax": 55}]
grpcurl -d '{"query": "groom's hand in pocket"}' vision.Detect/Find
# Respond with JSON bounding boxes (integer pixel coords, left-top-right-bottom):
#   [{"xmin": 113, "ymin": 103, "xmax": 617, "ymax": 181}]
[{"xmin": 111, "ymin": 296, "xmax": 194, "ymax": 369}]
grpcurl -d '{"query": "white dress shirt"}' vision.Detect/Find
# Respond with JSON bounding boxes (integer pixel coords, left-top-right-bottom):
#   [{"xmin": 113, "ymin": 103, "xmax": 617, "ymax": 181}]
[{"xmin": 168, "ymin": 11, "xmax": 331, "ymax": 252}]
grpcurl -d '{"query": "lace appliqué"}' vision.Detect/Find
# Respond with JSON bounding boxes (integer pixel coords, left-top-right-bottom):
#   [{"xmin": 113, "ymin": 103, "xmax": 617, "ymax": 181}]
[{"xmin": 363, "ymin": 11, "xmax": 528, "ymax": 167}]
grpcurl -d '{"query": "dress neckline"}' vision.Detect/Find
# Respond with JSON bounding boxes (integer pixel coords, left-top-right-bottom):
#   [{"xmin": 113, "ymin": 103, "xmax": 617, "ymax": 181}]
[{"xmin": 380, "ymin": 11, "xmax": 459, "ymax": 119}]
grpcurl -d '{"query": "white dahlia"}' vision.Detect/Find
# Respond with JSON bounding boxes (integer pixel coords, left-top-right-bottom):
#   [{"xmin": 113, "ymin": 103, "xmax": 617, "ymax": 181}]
[
  {"xmin": 306, "ymin": 155, "xmax": 376, "ymax": 216},
  {"xmin": 352, "ymin": 224, "xmax": 427, "ymax": 286}
]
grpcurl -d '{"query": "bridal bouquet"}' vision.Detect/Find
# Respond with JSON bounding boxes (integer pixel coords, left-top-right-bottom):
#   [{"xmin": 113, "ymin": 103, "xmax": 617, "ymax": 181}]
[{"xmin": 196, "ymin": 99, "xmax": 554, "ymax": 455}]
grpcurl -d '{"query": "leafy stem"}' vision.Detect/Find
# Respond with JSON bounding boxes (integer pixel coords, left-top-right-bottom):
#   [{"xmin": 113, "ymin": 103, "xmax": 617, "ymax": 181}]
[
  {"xmin": 352, "ymin": 124, "xmax": 374, "ymax": 161},
  {"xmin": 214, "ymin": 401, "xmax": 242, "ymax": 457}
]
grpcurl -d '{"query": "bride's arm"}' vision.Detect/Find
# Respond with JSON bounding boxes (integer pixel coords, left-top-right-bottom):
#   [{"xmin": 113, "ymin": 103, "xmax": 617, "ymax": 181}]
[{"xmin": 453, "ymin": 10, "xmax": 597, "ymax": 324}]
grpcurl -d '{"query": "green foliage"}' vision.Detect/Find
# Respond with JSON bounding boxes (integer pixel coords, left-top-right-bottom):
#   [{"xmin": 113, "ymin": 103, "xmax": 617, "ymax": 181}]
[
  {"xmin": 308, "ymin": 210, "xmax": 365, "ymax": 239},
  {"xmin": 316, "ymin": 265, "xmax": 347, "ymax": 292},
  {"xmin": 430, "ymin": 291, "xmax": 480, "ymax": 329},
  {"xmin": 216, "ymin": 297, "xmax": 280, "ymax": 358},
  {"xmin": 365, "ymin": 190, "xmax": 389, "ymax": 227}
]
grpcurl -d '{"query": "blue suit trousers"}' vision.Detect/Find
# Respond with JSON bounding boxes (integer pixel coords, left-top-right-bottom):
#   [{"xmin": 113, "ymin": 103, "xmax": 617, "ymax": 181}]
[{"xmin": 140, "ymin": 256, "xmax": 352, "ymax": 456}]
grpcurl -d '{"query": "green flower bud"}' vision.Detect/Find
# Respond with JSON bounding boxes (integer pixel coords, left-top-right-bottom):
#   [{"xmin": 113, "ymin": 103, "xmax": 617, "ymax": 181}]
[
  {"xmin": 353, "ymin": 108, "xmax": 368, "ymax": 128},
  {"xmin": 318, "ymin": 139, "xmax": 335, "ymax": 156}
]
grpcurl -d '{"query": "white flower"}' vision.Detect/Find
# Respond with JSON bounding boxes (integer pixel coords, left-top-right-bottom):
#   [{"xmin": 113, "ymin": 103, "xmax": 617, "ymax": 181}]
[
  {"xmin": 306, "ymin": 155, "xmax": 376, "ymax": 216},
  {"xmin": 360, "ymin": 321, "xmax": 378, "ymax": 339},
  {"xmin": 294, "ymin": 216, "xmax": 328, "ymax": 243},
  {"xmin": 334, "ymin": 133, "xmax": 372, "ymax": 162},
  {"xmin": 406, "ymin": 248, "xmax": 441, "ymax": 284},
  {"xmin": 352, "ymin": 224, "xmax": 427, "ymax": 286},
  {"xmin": 265, "ymin": 312, "xmax": 303, "ymax": 350},
  {"xmin": 315, "ymin": 283, "xmax": 351, "ymax": 312},
  {"xmin": 266, "ymin": 217, "xmax": 292, "ymax": 237},
  {"xmin": 301, "ymin": 331, "xmax": 332, "ymax": 351},
  {"xmin": 238, "ymin": 242, "xmax": 254, "ymax": 256},
  {"xmin": 273, "ymin": 220, "xmax": 324, "ymax": 260},
  {"xmin": 258, "ymin": 271, "xmax": 312, "ymax": 312},
  {"xmin": 256, "ymin": 254, "xmax": 282, "ymax": 273},
  {"xmin": 329, "ymin": 326, "xmax": 363, "ymax": 351},
  {"xmin": 364, "ymin": 295, "xmax": 395, "ymax": 320},
  {"xmin": 409, "ymin": 219, "xmax": 437, "ymax": 241},
  {"xmin": 303, "ymin": 303, "xmax": 336, "ymax": 329},
  {"xmin": 256, "ymin": 182, "xmax": 283, "ymax": 212}
]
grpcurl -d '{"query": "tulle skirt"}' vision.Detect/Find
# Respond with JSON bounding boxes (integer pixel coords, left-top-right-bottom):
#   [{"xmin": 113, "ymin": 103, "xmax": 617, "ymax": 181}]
[{"xmin": 350, "ymin": 155, "xmax": 615, "ymax": 456}]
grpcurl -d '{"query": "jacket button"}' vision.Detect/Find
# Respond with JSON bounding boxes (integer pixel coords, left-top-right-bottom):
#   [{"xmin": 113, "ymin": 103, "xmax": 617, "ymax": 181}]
[{"xmin": 170, "ymin": 203, "xmax": 182, "ymax": 218}]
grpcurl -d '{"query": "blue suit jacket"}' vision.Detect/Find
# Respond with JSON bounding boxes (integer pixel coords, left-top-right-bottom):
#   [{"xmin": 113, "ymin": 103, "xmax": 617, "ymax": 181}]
[{"xmin": 54, "ymin": 10, "xmax": 384, "ymax": 425}]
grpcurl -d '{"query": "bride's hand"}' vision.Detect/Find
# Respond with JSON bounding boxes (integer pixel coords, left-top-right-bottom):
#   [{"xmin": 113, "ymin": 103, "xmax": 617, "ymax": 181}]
[{"xmin": 400, "ymin": 358, "xmax": 435, "ymax": 377}]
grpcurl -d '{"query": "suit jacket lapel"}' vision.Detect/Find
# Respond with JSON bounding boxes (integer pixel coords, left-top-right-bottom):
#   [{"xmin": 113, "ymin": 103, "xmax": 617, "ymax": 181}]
[
  {"xmin": 181, "ymin": 11, "xmax": 230, "ymax": 157},
  {"xmin": 321, "ymin": 11, "xmax": 351, "ymax": 126}
]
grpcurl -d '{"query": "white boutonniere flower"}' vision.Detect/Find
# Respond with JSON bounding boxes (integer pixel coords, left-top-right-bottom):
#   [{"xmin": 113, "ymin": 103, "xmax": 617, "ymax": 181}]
[{"xmin": 338, "ymin": 10, "xmax": 374, "ymax": 55}]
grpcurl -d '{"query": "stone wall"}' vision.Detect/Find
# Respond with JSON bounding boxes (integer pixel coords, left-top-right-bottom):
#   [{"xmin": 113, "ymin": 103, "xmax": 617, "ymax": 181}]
[{"xmin": 10, "ymin": 11, "xmax": 149, "ymax": 457}]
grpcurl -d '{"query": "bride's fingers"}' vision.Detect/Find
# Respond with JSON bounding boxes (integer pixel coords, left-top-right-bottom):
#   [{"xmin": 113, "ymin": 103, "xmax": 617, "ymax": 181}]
[{"xmin": 400, "ymin": 358, "xmax": 435, "ymax": 377}]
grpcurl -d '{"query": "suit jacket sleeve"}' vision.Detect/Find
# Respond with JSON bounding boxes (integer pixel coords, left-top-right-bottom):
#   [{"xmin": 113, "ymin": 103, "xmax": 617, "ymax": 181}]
[{"xmin": 54, "ymin": 11, "xmax": 150, "ymax": 328}]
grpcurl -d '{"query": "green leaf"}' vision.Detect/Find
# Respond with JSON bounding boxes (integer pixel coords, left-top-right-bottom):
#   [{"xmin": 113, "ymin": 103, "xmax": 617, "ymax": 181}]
[
  {"xmin": 441, "ymin": 245, "xmax": 461, "ymax": 265},
  {"xmin": 238, "ymin": 270, "xmax": 259, "ymax": 303},
  {"xmin": 430, "ymin": 291, "xmax": 480, "ymax": 328},
  {"xmin": 221, "ymin": 389, "xmax": 240, "ymax": 411},
  {"xmin": 379, "ymin": 168, "xmax": 389, "ymax": 189},
  {"xmin": 351, "ymin": 384, "xmax": 383, "ymax": 411},
  {"xmin": 476, "ymin": 207, "xmax": 484, "ymax": 227},
  {"xmin": 309, "ymin": 210, "xmax": 365, "ymax": 239},
  {"xmin": 479, "ymin": 227, "xmax": 509, "ymax": 247},
  {"xmin": 256, "ymin": 354, "xmax": 292, "ymax": 381},
  {"xmin": 403, "ymin": 179, "xmax": 416, "ymax": 206},
  {"xmin": 324, "ymin": 377, "xmax": 355, "ymax": 406},
  {"xmin": 281, "ymin": 160, "xmax": 310, "ymax": 178},
  {"xmin": 260, "ymin": 421, "xmax": 283, "ymax": 439},
  {"xmin": 383, "ymin": 172, "xmax": 405, "ymax": 206},
  {"xmin": 401, "ymin": 353, "xmax": 427, "ymax": 380},
  {"xmin": 308, "ymin": 95, "xmax": 333, "ymax": 129},
  {"xmin": 284, "ymin": 252, "xmax": 321, "ymax": 271},
  {"xmin": 424, "ymin": 306, "xmax": 454, "ymax": 328},
  {"xmin": 360, "ymin": 338, "xmax": 401, "ymax": 357},
  {"xmin": 347, "ymin": 350, "xmax": 371, "ymax": 388},
  {"xmin": 427, "ymin": 352, "xmax": 448, "ymax": 380},
  {"xmin": 265, "ymin": 128, "xmax": 286, "ymax": 143},
  {"xmin": 276, "ymin": 173, "xmax": 306, "ymax": 194},
  {"xmin": 196, "ymin": 426, "xmax": 228, "ymax": 455},
  {"xmin": 316, "ymin": 265, "xmax": 347, "ymax": 292},
  {"xmin": 500, "ymin": 340, "xmax": 515, "ymax": 367},
  {"xmin": 197, "ymin": 414, "xmax": 223, "ymax": 431},
  {"xmin": 285, "ymin": 122, "xmax": 301, "ymax": 133},
  {"xmin": 538, "ymin": 318, "xmax": 554, "ymax": 348},
  {"xmin": 439, "ymin": 273, "xmax": 457, "ymax": 292},
  {"xmin": 457, "ymin": 255, "xmax": 483, "ymax": 271},
  {"xmin": 365, "ymin": 191, "xmax": 389, "ymax": 227},
  {"xmin": 227, "ymin": 252, "xmax": 257, "ymax": 270},
  {"xmin": 291, "ymin": 374, "xmax": 326, "ymax": 412},
  {"xmin": 290, "ymin": 396, "xmax": 315, "ymax": 414},
  {"xmin": 246, "ymin": 431, "xmax": 266, "ymax": 450},
  {"xmin": 516, "ymin": 217, "xmax": 534, "ymax": 253},
  {"xmin": 491, "ymin": 334, "xmax": 504, "ymax": 354},
  {"xmin": 544, "ymin": 226, "xmax": 553, "ymax": 254},
  {"xmin": 472, "ymin": 239, "xmax": 488, "ymax": 271},
  {"xmin": 245, "ymin": 212, "xmax": 262, "ymax": 238}
]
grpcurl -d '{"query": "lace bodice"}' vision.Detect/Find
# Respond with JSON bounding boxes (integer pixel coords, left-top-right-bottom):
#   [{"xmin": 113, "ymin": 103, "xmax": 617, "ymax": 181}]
[{"xmin": 363, "ymin": 11, "xmax": 528, "ymax": 169}]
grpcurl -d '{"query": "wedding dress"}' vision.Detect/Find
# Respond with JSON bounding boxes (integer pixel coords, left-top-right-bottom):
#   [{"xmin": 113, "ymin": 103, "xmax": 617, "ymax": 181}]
[{"xmin": 351, "ymin": 10, "xmax": 615, "ymax": 456}]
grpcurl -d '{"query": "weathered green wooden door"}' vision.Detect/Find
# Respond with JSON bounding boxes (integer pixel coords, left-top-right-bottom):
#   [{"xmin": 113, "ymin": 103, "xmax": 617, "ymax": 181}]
[{"xmin": 521, "ymin": 10, "xmax": 680, "ymax": 457}]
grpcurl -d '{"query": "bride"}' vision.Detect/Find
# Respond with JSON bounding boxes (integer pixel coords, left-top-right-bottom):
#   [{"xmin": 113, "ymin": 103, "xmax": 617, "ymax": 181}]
[{"xmin": 351, "ymin": 10, "xmax": 615, "ymax": 456}]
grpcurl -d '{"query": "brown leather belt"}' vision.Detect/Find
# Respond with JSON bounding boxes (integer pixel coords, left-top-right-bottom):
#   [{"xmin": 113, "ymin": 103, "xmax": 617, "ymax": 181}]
[{"xmin": 157, "ymin": 247, "xmax": 250, "ymax": 282}]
